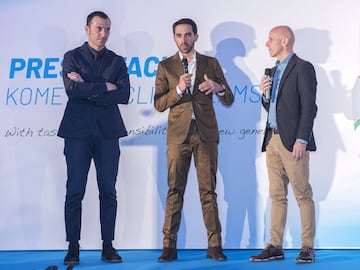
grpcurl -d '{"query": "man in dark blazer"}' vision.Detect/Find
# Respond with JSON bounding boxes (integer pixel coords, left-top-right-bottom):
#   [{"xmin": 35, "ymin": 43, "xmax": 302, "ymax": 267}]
[
  {"xmin": 249, "ymin": 26, "xmax": 317, "ymax": 264},
  {"xmin": 58, "ymin": 11, "xmax": 130, "ymax": 265},
  {"xmin": 154, "ymin": 18, "xmax": 234, "ymax": 262}
]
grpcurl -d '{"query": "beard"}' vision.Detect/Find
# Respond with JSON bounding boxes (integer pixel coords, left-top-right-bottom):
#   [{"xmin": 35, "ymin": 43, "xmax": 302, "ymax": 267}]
[{"xmin": 178, "ymin": 42, "xmax": 195, "ymax": 54}]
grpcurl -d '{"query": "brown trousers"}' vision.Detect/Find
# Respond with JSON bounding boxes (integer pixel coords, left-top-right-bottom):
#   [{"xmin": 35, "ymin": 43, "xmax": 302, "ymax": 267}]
[
  {"xmin": 162, "ymin": 120, "xmax": 222, "ymax": 248},
  {"xmin": 266, "ymin": 134, "xmax": 315, "ymax": 248}
]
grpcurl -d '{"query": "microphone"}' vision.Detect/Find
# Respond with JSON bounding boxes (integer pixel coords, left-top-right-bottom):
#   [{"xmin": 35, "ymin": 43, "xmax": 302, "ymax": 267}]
[
  {"xmin": 181, "ymin": 57, "xmax": 190, "ymax": 94},
  {"xmin": 264, "ymin": 68, "xmax": 272, "ymax": 101}
]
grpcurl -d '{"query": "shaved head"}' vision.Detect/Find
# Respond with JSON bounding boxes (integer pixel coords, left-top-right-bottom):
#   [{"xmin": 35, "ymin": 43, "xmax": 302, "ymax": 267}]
[
  {"xmin": 266, "ymin": 25, "xmax": 295, "ymax": 61},
  {"xmin": 272, "ymin": 25, "xmax": 295, "ymax": 48}
]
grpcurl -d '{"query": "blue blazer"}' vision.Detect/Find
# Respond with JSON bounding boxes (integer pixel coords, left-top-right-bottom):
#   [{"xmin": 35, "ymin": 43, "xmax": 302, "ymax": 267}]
[
  {"xmin": 262, "ymin": 54, "xmax": 317, "ymax": 152},
  {"xmin": 58, "ymin": 43, "xmax": 130, "ymax": 139}
]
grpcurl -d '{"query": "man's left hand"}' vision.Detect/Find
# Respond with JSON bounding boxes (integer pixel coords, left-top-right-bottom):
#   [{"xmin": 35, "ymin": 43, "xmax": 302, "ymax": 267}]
[
  {"xmin": 292, "ymin": 141, "xmax": 306, "ymax": 160},
  {"xmin": 198, "ymin": 74, "xmax": 222, "ymax": 95}
]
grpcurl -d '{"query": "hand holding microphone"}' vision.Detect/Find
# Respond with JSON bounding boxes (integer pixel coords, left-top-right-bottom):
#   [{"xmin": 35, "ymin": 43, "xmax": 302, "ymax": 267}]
[
  {"xmin": 181, "ymin": 57, "xmax": 191, "ymax": 94},
  {"xmin": 263, "ymin": 68, "xmax": 272, "ymax": 102}
]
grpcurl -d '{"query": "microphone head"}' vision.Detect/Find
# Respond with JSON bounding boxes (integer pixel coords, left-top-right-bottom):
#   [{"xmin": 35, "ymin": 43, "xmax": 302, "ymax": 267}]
[
  {"xmin": 264, "ymin": 68, "xmax": 271, "ymax": 76},
  {"xmin": 181, "ymin": 57, "xmax": 188, "ymax": 66},
  {"xmin": 181, "ymin": 57, "xmax": 188, "ymax": 74}
]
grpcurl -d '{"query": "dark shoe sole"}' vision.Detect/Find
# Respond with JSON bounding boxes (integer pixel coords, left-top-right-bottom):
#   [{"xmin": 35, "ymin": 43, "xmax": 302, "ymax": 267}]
[
  {"xmin": 249, "ymin": 255, "xmax": 285, "ymax": 262},
  {"xmin": 158, "ymin": 256, "xmax": 178, "ymax": 262},
  {"xmin": 64, "ymin": 261, "xmax": 79, "ymax": 265},
  {"xmin": 101, "ymin": 256, "xmax": 122, "ymax": 263},
  {"xmin": 158, "ymin": 259, "xmax": 177, "ymax": 262},
  {"xmin": 206, "ymin": 254, "xmax": 227, "ymax": 261},
  {"xmin": 296, "ymin": 258, "xmax": 315, "ymax": 264}
]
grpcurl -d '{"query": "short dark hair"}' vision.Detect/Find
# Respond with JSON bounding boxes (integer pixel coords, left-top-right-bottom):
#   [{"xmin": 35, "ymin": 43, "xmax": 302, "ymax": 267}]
[
  {"xmin": 173, "ymin": 18, "xmax": 197, "ymax": 35},
  {"xmin": 86, "ymin": 11, "xmax": 110, "ymax": 26}
]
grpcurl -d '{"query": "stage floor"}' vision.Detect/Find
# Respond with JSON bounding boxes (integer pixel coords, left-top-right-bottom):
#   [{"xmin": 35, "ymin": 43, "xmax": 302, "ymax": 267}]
[{"xmin": 0, "ymin": 249, "xmax": 359, "ymax": 270}]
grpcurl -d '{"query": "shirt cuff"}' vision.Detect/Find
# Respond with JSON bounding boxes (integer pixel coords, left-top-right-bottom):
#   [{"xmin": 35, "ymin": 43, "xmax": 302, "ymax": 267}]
[
  {"xmin": 176, "ymin": 85, "xmax": 183, "ymax": 96},
  {"xmin": 296, "ymin": 138, "xmax": 308, "ymax": 144},
  {"xmin": 217, "ymin": 85, "xmax": 226, "ymax": 96}
]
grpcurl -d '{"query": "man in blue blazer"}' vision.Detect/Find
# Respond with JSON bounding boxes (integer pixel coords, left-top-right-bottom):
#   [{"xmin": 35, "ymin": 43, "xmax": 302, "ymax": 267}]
[
  {"xmin": 249, "ymin": 26, "xmax": 317, "ymax": 264},
  {"xmin": 58, "ymin": 11, "xmax": 130, "ymax": 265}
]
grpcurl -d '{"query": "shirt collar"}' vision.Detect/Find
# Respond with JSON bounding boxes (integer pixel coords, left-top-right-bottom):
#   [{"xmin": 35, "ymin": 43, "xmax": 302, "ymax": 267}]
[
  {"xmin": 179, "ymin": 51, "xmax": 196, "ymax": 62},
  {"xmin": 278, "ymin": 52, "xmax": 294, "ymax": 66},
  {"xmin": 86, "ymin": 42, "xmax": 106, "ymax": 59}
]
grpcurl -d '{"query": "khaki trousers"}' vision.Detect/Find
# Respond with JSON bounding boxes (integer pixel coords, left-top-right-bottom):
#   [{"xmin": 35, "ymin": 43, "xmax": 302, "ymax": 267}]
[
  {"xmin": 266, "ymin": 134, "xmax": 315, "ymax": 248},
  {"xmin": 162, "ymin": 120, "xmax": 222, "ymax": 248}
]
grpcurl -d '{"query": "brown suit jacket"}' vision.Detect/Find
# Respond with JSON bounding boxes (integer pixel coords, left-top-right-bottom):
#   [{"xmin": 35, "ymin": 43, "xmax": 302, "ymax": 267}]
[{"xmin": 154, "ymin": 52, "xmax": 234, "ymax": 144}]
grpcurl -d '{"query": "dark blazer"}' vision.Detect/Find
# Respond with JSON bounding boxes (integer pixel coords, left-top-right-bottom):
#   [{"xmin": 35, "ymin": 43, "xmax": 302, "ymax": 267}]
[
  {"xmin": 58, "ymin": 43, "xmax": 130, "ymax": 139},
  {"xmin": 154, "ymin": 52, "xmax": 234, "ymax": 144},
  {"xmin": 261, "ymin": 54, "xmax": 317, "ymax": 152}
]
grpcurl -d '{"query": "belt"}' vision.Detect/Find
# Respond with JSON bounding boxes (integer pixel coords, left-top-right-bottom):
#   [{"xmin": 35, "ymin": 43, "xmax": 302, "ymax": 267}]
[{"xmin": 270, "ymin": 128, "xmax": 279, "ymax": 134}]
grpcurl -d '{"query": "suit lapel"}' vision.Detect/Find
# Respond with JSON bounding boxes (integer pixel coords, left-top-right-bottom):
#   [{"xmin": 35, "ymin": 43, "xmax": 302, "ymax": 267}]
[
  {"xmin": 278, "ymin": 54, "xmax": 297, "ymax": 93},
  {"xmin": 194, "ymin": 53, "xmax": 206, "ymax": 94},
  {"xmin": 82, "ymin": 43, "xmax": 102, "ymax": 74},
  {"xmin": 172, "ymin": 53, "xmax": 184, "ymax": 77}
]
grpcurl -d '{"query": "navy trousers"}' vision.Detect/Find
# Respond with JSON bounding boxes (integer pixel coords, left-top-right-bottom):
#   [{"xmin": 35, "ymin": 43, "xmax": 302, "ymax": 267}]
[{"xmin": 63, "ymin": 127, "xmax": 120, "ymax": 242}]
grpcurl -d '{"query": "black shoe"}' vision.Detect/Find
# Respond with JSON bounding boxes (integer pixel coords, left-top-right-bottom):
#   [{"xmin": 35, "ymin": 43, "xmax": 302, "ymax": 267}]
[
  {"xmin": 249, "ymin": 244, "xmax": 284, "ymax": 262},
  {"xmin": 101, "ymin": 242, "xmax": 122, "ymax": 263},
  {"xmin": 206, "ymin": 247, "xmax": 227, "ymax": 261},
  {"xmin": 296, "ymin": 246, "xmax": 315, "ymax": 264},
  {"xmin": 64, "ymin": 242, "xmax": 80, "ymax": 265},
  {"xmin": 158, "ymin": 248, "xmax": 178, "ymax": 262}
]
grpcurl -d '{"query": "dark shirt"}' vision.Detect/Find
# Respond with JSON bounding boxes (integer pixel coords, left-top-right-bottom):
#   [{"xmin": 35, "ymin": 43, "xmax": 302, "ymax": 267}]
[
  {"xmin": 58, "ymin": 42, "xmax": 130, "ymax": 139},
  {"xmin": 87, "ymin": 45, "xmax": 106, "ymax": 63}
]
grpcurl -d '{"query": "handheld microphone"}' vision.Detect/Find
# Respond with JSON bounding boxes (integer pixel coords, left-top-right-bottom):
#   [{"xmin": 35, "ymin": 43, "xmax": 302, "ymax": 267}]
[
  {"xmin": 181, "ymin": 57, "xmax": 190, "ymax": 94},
  {"xmin": 264, "ymin": 68, "xmax": 272, "ymax": 101}
]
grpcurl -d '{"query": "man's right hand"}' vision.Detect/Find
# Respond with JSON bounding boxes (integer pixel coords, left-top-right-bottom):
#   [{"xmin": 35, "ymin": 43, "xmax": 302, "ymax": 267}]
[
  {"xmin": 260, "ymin": 75, "xmax": 272, "ymax": 95},
  {"xmin": 106, "ymin": 82, "xmax": 117, "ymax": 91},
  {"xmin": 67, "ymin": 72, "xmax": 84, "ymax": 83},
  {"xmin": 178, "ymin": 73, "xmax": 192, "ymax": 92}
]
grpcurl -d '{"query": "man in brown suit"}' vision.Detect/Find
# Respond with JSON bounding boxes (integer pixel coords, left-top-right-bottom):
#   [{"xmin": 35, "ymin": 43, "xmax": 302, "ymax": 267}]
[{"xmin": 154, "ymin": 18, "xmax": 234, "ymax": 262}]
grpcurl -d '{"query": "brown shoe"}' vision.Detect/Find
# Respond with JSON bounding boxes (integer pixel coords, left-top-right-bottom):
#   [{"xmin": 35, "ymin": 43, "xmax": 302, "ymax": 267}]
[
  {"xmin": 249, "ymin": 244, "xmax": 284, "ymax": 262},
  {"xmin": 206, "ymin": 247, "xmax": 227, "ymax": 261},
  {"xmin": 158, "ymin": 248, "xmax": 178, "ymax": 262},
  {"xmin": 296, "ymin": 246, "xmax": 315, "ymax": 264}
]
